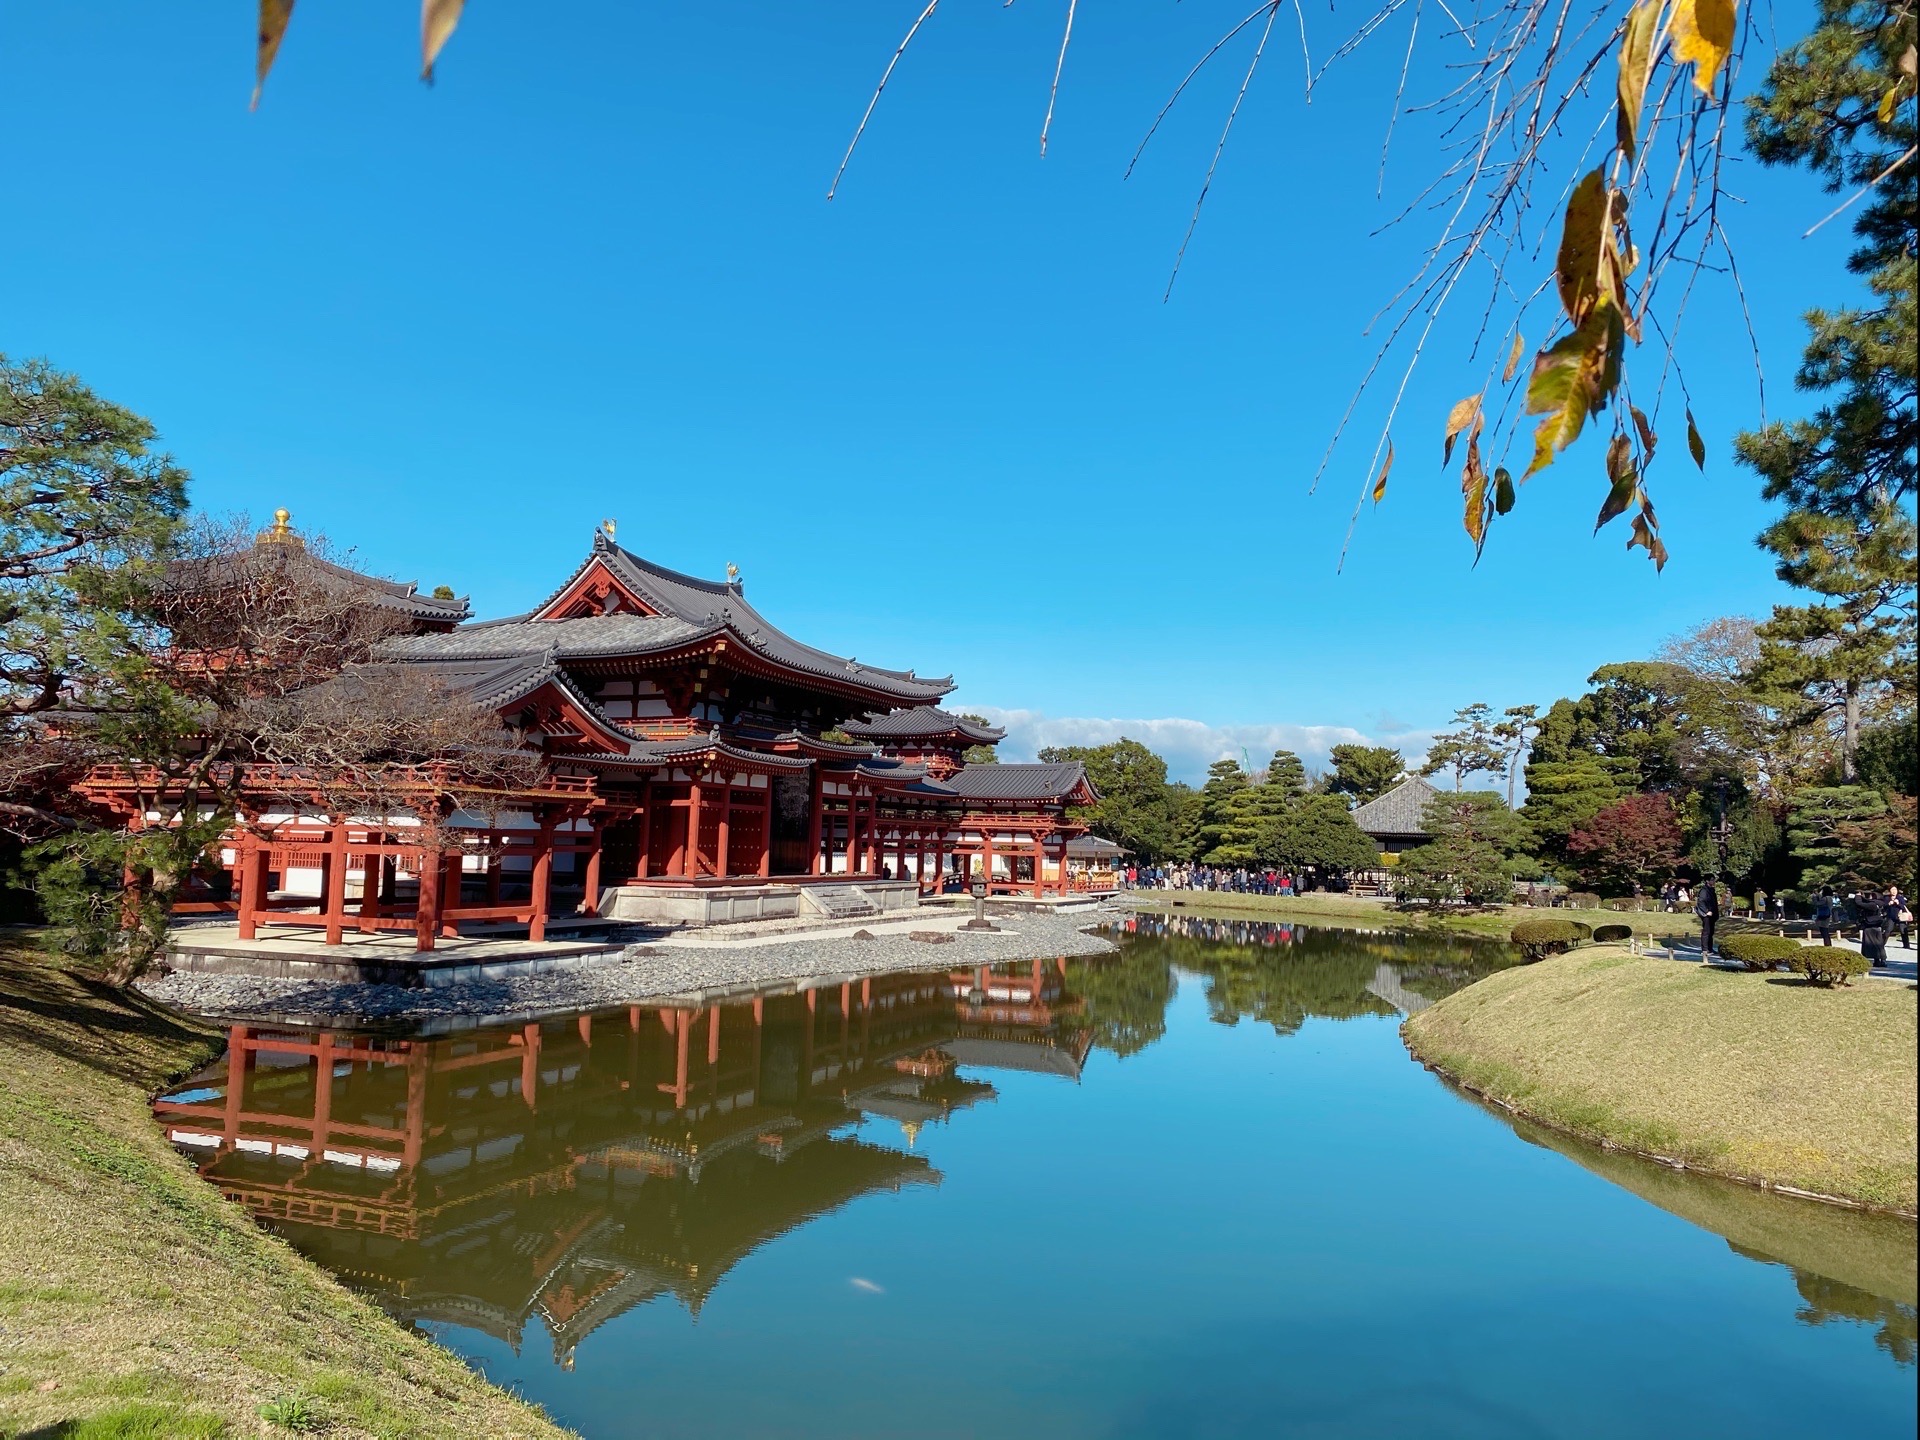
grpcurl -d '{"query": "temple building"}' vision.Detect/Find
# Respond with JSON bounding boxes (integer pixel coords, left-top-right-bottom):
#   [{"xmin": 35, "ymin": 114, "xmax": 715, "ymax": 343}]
[{"xmin": 84, "ymin": 519, "xmax": 1098, "ymax": 950}]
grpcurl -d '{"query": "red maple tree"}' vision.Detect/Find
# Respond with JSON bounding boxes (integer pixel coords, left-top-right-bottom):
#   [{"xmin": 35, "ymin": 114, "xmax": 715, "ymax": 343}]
[{"xmin": 1566, "ymin": 793, "xmax": 1685, "ymax": 896}]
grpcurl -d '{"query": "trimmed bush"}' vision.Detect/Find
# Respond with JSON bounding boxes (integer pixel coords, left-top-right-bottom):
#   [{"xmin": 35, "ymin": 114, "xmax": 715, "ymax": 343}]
[
  {"xmin": 1567, "ymin": 892, "xmax": 1602, "ymax": 910},
  {"xmin": 1788, "ymin": 947, "xmax": 1871, "ymax": 987},
  {"xmin": 1592, "ymin": 923, "xmax": 1634, "ymax": 944},
  {"xmin": 1716, "ymin": 934, "xmax": 1803, "ymax": 972},
  {"xmin": 1511, "ymin": 917, "xmax": 1584, "ymax": 961}
]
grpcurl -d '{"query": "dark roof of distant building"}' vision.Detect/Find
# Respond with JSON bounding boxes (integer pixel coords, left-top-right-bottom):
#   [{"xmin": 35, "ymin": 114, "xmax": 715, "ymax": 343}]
[
  {"xmin": 941, "ymin": 761, "xmax": 1092, "ymax": 804},
  {"xmin": 1066, "ymin": 834, "xmax": 1131, "ymax": 859},
  {"xmin": 842, "ymin": 706, "xmax": 1006, "ymax": 744},
  {"xmin": 1349, "ymin": 774, "xmax": 1440, "ymax": 839},
  {"xmin": 164, "ymin": 513, "xmax": 471, "ymax": 626}
]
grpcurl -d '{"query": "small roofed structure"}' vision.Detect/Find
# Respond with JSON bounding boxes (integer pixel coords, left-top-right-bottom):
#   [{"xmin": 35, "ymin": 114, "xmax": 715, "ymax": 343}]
[
  {"xmin": 841, "ymin": 706, "xmax": 1004, "ymax": 779},
  {"xmin": 1349, "ymin": 774, "xmax": 1440, "ymax": 853}
]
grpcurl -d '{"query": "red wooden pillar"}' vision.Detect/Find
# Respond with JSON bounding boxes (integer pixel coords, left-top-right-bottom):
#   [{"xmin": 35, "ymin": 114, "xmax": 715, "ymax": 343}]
[
  {"xmin": 717, "ymin": 784, "xmax": 732, "ymax": 878},
  {"xmin": 686, "ymin": 779, "xmax": 703, "ymax": 878},
  {"xmin": 581, "ymin": 817, "xmax": 604, "ymax": 916},
  {"xmin": 933, "ymin": 831, "xmax": 945, "ymax": 895},
  {"xmin": 530, "ymin": 817, "xmax": 554, "ymax": 942},
  {"xmin": 639, "ymin": 781, "xmax": 654, "ymax": 879},
  {"xmin": 403, "ymin": 1048, "xmax": 429, "ymax": 1166},
  {"xmin": 323, "ymin": 819, "xmax": 350, "ymax": 946},
  {"xmin": 237, "ymin": 831, "xmax": 268, "ymax": 940},
  {"xmin": 358, "ymin": 847, "xmax": 384, "ymax": 932},
  {"xmin": 414, "ymin": 845, "xmax": 440, "ymax": 952},
  {"xmin": 440, "ymin": 849, "xmax": 464, "ymax": 938},
  {"xmin": 757, "ymin": 791, "xmax": 772, "ymax": 878},
  {"xmin": 807, "ymin": 770, "xmax": 824, "ymax": 874},
  {"xmin": 982, "ymin": 832, "xmax": 995, "ymax": 894},
  {"xmin": 222, "ymin": 1027, "xmax": 248, "ymax": 1148},
  {"xmin": 708, "ymin": 1005, "xmax": 722, "ymax": 1064},
  {"xmin": 520, "ymin": 1022, "xmax": 541, "ymax": 1110},
  {"xmin": 310, "ymin": 1031, "xmax": 335, "ymax": 1152},
  {"xmin": 672, "ymin": 1009, "xmax": 691, "ymax": 1108}
]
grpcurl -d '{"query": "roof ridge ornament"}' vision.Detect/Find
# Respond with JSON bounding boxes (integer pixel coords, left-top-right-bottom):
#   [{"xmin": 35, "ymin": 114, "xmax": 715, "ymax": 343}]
[{"xmin": 725, "ymin": 561, "xmax": 741, "ymax": 591}]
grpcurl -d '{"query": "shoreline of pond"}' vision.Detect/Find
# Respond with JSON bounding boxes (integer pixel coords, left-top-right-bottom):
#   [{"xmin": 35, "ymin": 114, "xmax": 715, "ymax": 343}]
[
  {"xmin": 1403, "ymin": 946, "xmax": 1919, "ymax": 1218},
  {"xmin": 0, "ymin": 937, "xmax": 578, "ymax": 1440},
  {"xmin": 138, "ymin": 905, "xmax": 1123, "ymax": 1029}
]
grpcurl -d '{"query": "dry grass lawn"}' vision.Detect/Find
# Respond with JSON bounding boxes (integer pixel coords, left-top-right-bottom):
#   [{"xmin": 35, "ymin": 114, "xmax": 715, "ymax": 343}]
[
  {"xmin": 0, "ymin": 935, "xmax": 573, "ymax": 1440},
  {"xmin": 1404, "ymin": 945, "xmax": 1918, "ymax": 1214}
]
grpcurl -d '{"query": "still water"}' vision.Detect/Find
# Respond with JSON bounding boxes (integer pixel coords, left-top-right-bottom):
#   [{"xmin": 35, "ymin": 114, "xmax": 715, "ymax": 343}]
[{"xmin": 156, "ymin": 919, "xmax": 1917, "ymax": 1438}]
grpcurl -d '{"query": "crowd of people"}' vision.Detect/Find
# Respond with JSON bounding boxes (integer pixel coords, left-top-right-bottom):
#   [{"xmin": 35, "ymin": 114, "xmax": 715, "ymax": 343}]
[
  {"xmin": 1688, "ymin": 879, "xmax": 1912, "ymax": 965},
  {"xmin": 1119, "ymin": 864, "xmax": 1347, "ymax": 895}
]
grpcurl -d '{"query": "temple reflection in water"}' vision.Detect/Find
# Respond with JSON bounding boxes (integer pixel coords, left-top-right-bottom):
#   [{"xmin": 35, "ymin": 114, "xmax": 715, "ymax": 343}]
[{"xmin": 154, "ymin": 959, "xmax": 1092, "ymax": 1366}]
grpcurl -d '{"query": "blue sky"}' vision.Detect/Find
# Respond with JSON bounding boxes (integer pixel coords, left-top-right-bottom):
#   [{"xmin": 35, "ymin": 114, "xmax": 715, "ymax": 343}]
[{"xmin": 5, "ymin": 2, "xmax": 1853, "ymax": 780}]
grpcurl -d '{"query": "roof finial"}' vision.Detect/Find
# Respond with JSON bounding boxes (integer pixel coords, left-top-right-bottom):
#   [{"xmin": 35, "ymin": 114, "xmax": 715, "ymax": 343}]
[
  {"xmin": 257, "ymin": 507, "xmax": 302, "ymax": 547},
  {"xmin": 725, "ymin": 561, "xmax": 740, "ymax": 588},
  {"xmin": 602, "ymin": 518, "xmax": 617, "ymax": 541}
]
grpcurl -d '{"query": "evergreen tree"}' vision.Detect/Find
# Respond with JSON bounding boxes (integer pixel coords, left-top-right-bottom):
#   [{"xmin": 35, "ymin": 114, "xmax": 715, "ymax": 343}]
[
  {"xmin": 1325, "ymin": 744, "xmax": 1403, "ymax": 805},
  {"xmin": 1039, "ymin": 738, "xmax": 1177, "ymax": 859},
  {"xmin": 1421, "ymin": 702, "xmax": 1503, "ymax": 789},
  {"xmin": 1264, "ymin": 793, "xmax": 1381, "ymax": 873},
  {"xmin": 1737, "ymin": 0, "xmax": 1918, "ymax": 779},
  {"xmin": 1394, "ymin": 791, "xmax": 1529, "ymax": 907},
  {"xmin": 1193, "ymin": 758, "xmax": 1250, "ymax": 863}
]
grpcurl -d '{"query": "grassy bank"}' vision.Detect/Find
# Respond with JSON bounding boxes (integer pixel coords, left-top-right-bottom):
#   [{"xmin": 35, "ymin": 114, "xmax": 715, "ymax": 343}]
[
  {"xmin": 1128, "ymin": 890, "xmax": 1671, "ymax": 941},
  {"xmin": 0, "ymin": 935, "xmax": 573, "ymax": 1440},
  {"xmin": 1404, "ymin": 945, "xmax": 1918, "ymax": 1214}
]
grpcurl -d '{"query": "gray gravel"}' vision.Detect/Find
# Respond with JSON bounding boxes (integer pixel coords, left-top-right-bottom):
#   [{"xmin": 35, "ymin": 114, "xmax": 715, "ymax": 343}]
[{"xmin": 138, "ymin": 905, "xmax": 1123, "ymax": 1033}]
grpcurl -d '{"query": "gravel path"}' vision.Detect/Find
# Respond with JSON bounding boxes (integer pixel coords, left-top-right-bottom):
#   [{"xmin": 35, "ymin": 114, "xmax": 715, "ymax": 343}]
[{"xmin": 138, "ymin": 905, "xmax": 1123, "ymax": 1032}]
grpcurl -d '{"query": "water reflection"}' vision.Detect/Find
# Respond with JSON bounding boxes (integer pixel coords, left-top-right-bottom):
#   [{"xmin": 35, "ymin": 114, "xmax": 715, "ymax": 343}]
[
  {"xmin": 152, "ymin": 925, "xmax": 1915, "ymax": 1407},
  {"xmin": 1106, "ymin": 911, "xmax": 1519, "ymax": 1030},
  {"xmin": 1500, "ymin": 1106, "xmax": 1918, "ymax": 1365},
  {"xmin": 154, "ymin": 961, "xmax": 1091, "ymax": 1364}
]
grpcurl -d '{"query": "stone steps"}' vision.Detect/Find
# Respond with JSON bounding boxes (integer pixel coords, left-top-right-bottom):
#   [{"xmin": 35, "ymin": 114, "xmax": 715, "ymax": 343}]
[{"xmin": 801, "ymin": 885, "xmax": 880, "ymax": 921}]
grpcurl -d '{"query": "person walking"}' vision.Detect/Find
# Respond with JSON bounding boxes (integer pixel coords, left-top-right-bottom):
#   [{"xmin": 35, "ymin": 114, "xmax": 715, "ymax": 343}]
[
  {"xmin": 1695, "ymin": 880, "xmax": 1720, "ymax": 960},
  {"xmin": 1890, "ymin": 886, "xmax": 1913, "ymax": 948},
  {"xmin": 1856, "ymin": 890, "xmax": 1889, "ymax": 969},
  {"xmin": 1813, "ymin": 885, "xmax": 1837, "ymax": 945}
]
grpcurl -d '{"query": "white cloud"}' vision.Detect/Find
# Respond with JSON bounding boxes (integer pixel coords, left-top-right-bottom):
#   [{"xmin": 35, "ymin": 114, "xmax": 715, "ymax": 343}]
[{"xmin": 971, "ymin": 708, "xmax": 1441, "ymax": 786}]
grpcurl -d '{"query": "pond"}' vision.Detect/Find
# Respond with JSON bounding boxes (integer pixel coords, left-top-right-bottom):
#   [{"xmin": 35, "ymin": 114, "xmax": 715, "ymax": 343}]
[{"xmin": 155, "ymin": 919, "xmax": 1916, "ymax": 1438}]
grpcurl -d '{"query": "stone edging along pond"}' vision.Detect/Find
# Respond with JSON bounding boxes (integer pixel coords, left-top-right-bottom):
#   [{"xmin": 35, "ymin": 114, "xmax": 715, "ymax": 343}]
[{"xmin": 1400, "ymin": 945, "xmax": 1919, "ymax": 1220}]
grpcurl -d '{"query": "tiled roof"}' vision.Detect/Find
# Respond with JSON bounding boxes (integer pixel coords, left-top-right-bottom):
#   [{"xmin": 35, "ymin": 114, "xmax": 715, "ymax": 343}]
[
  {"xmin": 1066, "ymin": 834, "xmax": 1130, "ymax": 858},
  {"xmin": 164, "ymin": 543, "xmax": 471, "ymax": 624},
  {"xmin": 941, "ymin": 761, "xmax": 1090, "ymax": 803},
  {"xmin": 536, "ymin": 535, "xmax": 955, "ymax": 704},
  {"xmin": 1349, "ymin": 774, "xmax": 1440, "ymax": 838},
  {"xmin": 377, "ymin": 613, "xmax": 704, "ymax": 662},
  {"xmin": 842, "ymin": 706, "xmax": 1006, "ymax": 743}
]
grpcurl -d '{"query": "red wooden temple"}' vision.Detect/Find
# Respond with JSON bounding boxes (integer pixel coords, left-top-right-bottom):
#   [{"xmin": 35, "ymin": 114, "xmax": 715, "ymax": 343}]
[{"xmin": 84, "ymin": 519, "xmax": 1098, "ymax": 949}]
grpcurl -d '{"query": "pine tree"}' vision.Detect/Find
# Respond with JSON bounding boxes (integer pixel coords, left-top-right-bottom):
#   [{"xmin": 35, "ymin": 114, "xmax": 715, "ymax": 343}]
[{"xmin": 1737, "ymin": 0, "xmax": 1918, "ymax": 779}]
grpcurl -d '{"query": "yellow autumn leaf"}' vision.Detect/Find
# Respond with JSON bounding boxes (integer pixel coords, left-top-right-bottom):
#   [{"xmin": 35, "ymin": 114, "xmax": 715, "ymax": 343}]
[
  {"xmin": 1443, "ymin": 394, "xmax": 1483, "ymax": 466},
  {"xmin": 1616, "ymin": 0, "xmax": 1660, "ymax": 160},
  {"xmin": 1373, "ymin": 439, "xmax": 1393, "ymax": 504},
  {"xmin": 1556, "ymin": 170, "xmax": 1611, "ymax": 325},
  {"xmin": 422, "ymin": 0, "xmax": 466, "ymax": 80},
  {"xmin": 253, "ymin": 0, "xmax": 296, "ymax": 110},
  {"xmin": 1503, "ymin": 330, "xmax": 1526, "ymax": 384},
  {"xmin": 1671, "ymin": 0, "xmax": 1737, "ymax": 98}
]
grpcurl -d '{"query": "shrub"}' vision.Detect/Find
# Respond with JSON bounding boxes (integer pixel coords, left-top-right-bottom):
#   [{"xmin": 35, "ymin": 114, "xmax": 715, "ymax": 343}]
[
  {"xmin": 1511, "ymin": 917, "xmax": 1584, "ymax": 961},
  {"xmin": 1592, "ymin": 923, "xmax": 1634, "ymax": 944},
  {"xmin": 1716, "ymin": 934, "xmax": 1803, "ymax": 972},
  {"xmin": 1788, "ymin": 947, "xmax": 1871, "ymax": 987},
  {"xmin": 1567, "ymin": 892, "xmax": 1602, "ymax": 910}
]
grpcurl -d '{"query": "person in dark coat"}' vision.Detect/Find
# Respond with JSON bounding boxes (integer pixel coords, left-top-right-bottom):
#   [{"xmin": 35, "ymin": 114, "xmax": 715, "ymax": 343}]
[
  {"xmin": 1856, "ymin": 890, "xmax": 1888, "ymax": 968},
  {"xmin": 1812, "ymin": 886, "xmax": 1837, "ymax": 944},
  {"xmin": 1695, "ymin": 880, "xmax": 1721, "ymax": 959}
]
